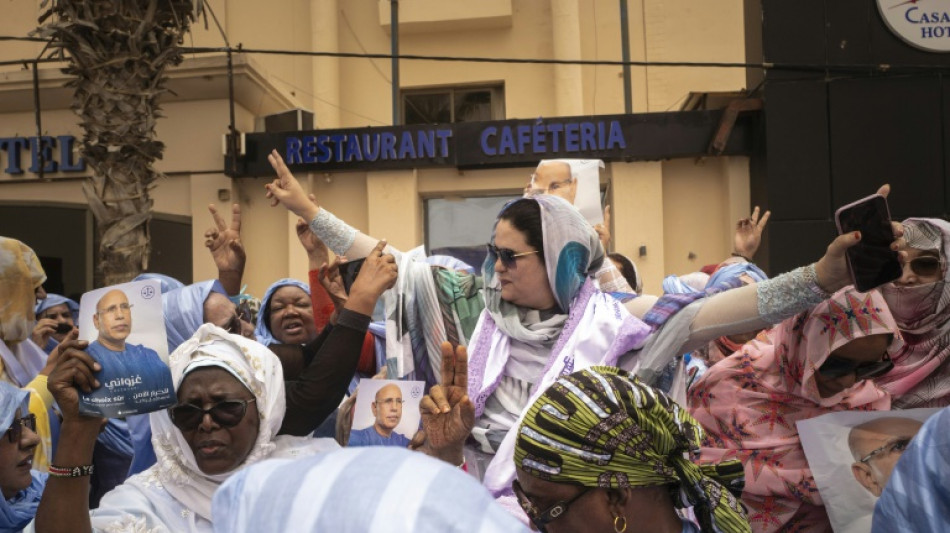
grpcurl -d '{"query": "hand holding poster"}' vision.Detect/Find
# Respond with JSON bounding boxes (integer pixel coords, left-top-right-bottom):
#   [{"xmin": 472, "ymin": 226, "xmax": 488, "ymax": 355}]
[
  {"xmin": 347, "ymin": 379, "xmax": 424, "ymax": 448},
  {"xmin": 77, "ymin": 279, "xmax": 175, "ymax": 417}
]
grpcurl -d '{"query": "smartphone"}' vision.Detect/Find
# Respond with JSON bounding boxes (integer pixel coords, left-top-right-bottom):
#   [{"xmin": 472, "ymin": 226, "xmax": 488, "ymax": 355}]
[
  {"xmin": 834, "ymin": 194, "xmax": 902, "ymax": 292},
  {"xmin": 54, "ymin": 323, "xmax": 73, "ymax": 334},
  {"xmin": 340, "ymin": 258, "xmax": 366, "ymax": 294}
]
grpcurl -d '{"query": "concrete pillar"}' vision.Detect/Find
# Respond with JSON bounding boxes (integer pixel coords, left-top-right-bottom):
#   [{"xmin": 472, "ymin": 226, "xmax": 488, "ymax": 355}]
[
  {"xmin": 609, "ymin": 161, "xmax": 664, "ymax": 295},
  {"xmin": 550, "ymin": 0, "xmax": 584, "ymax": 117}
]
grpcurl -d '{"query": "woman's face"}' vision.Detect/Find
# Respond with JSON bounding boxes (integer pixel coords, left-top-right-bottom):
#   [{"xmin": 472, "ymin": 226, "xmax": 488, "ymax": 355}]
[
  {"xmin": 39, "ymin": 303, "xmax": 75, "ymax": 343},
  {"xmin": 0, "ymin": 409, "xmax": 39, "ymax": 500},
  {"xmin": 814, "ymin": 333, "xmax": 892, "ymax": 398},
  {"xmin": 493, "ymin": 219, "xmax": 557, "ymax": 310},
  {"xmin": 893, "ymin": 247, "xmax": 943, "ymax": 286},
  {"xmin": 514, "ymin": 471, "xmax": 608, "ymax": 533},
  {"xmin": 268, "ymin": 286, "xmax": 316, "ymax": 345},
  {"xmin": 176, "ymin": 368, "xmax": 259, "ymax": 475}
]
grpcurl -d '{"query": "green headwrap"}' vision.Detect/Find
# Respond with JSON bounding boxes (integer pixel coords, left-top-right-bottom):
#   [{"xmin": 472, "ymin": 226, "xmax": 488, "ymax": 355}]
[{"xmin": 515, "ymin": 366, "xmax": 750, "ymax": 533}]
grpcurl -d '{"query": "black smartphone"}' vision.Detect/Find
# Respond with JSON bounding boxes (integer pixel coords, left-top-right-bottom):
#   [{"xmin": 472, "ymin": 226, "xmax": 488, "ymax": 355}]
[
  {"xmin": 54, "ymin": 323, "xmax": 73, "ymax": 334},
  {"xmin": 340, "ymin": 258, "xmax": 366, "ymax": 294},
  {"xmin": 834, "ymin": 193, "xmax": 902, "ymax": 292}
]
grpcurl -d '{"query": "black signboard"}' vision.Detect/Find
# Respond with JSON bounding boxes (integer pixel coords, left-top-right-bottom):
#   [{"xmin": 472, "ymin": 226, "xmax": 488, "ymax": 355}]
[{"xmin": 231, "ymin": 110, "xmax": 756, "ymax": 177}]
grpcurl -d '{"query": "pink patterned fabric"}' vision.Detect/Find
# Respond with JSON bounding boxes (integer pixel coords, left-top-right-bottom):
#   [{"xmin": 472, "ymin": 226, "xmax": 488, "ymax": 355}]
[
  {"xmin": 688, "ymin": 288, "xmax": 897, "ymax": 533},
  {"xmin": 877, "ymin": 218, "xmax": 950, "ymax": 408}
]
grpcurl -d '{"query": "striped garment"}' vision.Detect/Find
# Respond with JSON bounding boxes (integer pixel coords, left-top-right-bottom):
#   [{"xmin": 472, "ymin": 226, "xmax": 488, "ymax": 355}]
[{"xmin": 212, "ymin": 447, "xmax": 530, "ymax": 533}]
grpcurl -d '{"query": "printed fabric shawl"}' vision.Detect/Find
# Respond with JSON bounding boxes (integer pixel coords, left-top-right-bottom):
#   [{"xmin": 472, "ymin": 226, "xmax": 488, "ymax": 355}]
[{"xmin": 688, "ymin": 288, "xmax": 896, "ymax": 533}]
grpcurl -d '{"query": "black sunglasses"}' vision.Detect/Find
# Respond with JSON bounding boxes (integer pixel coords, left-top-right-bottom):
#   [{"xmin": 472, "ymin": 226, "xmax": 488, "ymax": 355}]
[
  {"xmin": 486, "ymin": 243, "xmax": 540, "ymax": 270},
  {"xmin": 169, "ymin": 399, "xmax": 256, "ymax": 431},
  {"xmin": 904, "ymin": 256, "xmax": 943, "ymax": 277},
  {"xmin": 818, "ymin": 352, "xmax": 893, "ymax": 381},
  {"xmin": 6, "ymin": 414, "xmax": 36, "ymax": 444},
  {"xmin": 512, "ymin": 479, "xmax": 591, "ymax": 532}
]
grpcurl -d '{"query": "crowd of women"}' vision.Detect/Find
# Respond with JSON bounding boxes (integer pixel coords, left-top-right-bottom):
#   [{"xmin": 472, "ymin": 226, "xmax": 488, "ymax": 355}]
[{"xmin": 0, "ymin": 153, "xmax": 947, "ymax": 532}]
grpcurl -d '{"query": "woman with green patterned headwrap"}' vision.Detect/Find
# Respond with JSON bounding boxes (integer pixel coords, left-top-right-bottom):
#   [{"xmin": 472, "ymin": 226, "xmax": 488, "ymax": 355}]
[{"xmin": 514, "ymin": 366, "xmax": 750, "ymax": 533}]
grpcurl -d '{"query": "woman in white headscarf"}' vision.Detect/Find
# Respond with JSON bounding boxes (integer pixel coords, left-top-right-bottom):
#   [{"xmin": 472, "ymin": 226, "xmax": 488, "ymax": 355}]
[{"xmin": 35, "ymin": 323, "xmax": 338, "ymax": 533}]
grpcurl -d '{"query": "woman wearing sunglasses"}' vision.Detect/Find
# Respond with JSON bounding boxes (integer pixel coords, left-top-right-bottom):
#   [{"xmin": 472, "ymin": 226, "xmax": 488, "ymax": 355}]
[
  {"xmin": 688, "ymin": 287, "xmax": 899, "ymax": 533},
  {"xmin": 35, "ymin": 323, "xmax": 339, "ymax": 533},
  {"xmin": 264, "ymin": 152, "xmax": 902, "ymax": 506},
  {"xmin": 514, "ymin": 367, "xmax": 749, "ymax": 533},
  {"xmin": 875, "ymin": 218, "xmax": 950, "ymax": 408},
  {"xmin": 0, "ymin": 381, "xmax": 45, "ymax": 532}
]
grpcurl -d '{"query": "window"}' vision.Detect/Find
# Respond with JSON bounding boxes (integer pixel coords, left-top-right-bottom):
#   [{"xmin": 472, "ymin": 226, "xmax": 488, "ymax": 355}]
[
  {"xmin": 424, "ymin": 195, "xmax": 519, "ymax": 268},
  {"xmin": 402, "ymin": 85, "xmax": 505, "ymax": 125}
]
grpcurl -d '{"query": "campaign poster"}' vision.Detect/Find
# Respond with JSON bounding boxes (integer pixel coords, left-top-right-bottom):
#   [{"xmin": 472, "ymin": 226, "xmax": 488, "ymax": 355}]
[
  {"xmin": 77, "ymin": 279, "xmax": 175, "ymax": 417},
  {"xmin": 347, "ymin": 379, "xmax": 424, "ymax": 448}
]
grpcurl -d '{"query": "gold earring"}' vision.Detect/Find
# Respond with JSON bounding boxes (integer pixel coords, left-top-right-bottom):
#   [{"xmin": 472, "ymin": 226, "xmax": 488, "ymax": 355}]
[{"xmin": 613, "ymin": 515, "xmax": 627, "ymax": 533}]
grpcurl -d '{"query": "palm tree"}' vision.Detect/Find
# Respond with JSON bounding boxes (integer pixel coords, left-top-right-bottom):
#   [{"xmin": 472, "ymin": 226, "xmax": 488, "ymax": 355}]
[{"xmin": 35, "ymin": 0, "xmax": 202, "ymax": 286}]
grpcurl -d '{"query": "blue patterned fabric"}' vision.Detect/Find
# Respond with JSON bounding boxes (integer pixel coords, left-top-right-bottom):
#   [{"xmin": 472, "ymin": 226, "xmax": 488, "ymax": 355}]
[{"xmin": 872, "ymin": 406, "xmax": 950, "ymax": 532}]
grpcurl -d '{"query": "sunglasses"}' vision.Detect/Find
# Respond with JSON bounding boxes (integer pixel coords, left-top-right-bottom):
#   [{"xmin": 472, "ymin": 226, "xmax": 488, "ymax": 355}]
[
  {"xmin": 169, "ymin": 398, "xmax": 256, "ymax": 431},
  {"xmin": 6, "ymin": 414, "xmax": 36, "ymax": 444},
  {"xmin": 818, "ymin": 352, "xmax": 893, "ymax": 381},
  {"xmin": 512, "ymin": 479, "xmax": 591, "ymax": 532},
  {"xmin": 903, "ymin": 256, "xmax": 943, "ymax": 277},
  {"xmin": 857, "ymin": 437, "xmax": 912, "ymax": 464},
  {"xmin": 486, "ymin": 243, "xmax": 540, "ymax": 270}
]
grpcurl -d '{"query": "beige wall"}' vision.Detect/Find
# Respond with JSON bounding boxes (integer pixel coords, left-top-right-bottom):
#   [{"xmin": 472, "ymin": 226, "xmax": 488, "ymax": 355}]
[{"xmin": 0, "ymin": 0, "xmax": 750, "ymax": 299}]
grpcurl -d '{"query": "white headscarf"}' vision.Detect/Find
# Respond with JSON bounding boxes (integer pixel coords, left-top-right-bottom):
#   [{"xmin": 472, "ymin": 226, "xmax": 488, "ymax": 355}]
[{"xmin": 129, "ymin": 324, "xmax": 336, "ymax": 523}]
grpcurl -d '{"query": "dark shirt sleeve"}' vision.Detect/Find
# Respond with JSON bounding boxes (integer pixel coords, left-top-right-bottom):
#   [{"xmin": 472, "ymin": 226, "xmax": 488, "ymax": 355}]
[{"xmin": 278, "ymin": 308, "xmax": 371, "ymax": 436}]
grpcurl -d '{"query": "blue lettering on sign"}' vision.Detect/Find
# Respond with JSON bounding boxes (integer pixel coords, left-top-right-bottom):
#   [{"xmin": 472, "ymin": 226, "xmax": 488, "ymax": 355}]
[
  {"xmin": 481, "ymin": 127, "xmax": 497, "ymax": 155},
  {"xmin": 532, "ymin": 124, "xmax": 546, "ymax": 152},
  {"xmin": 564, "ymin": 123, "xmax": 580, "ymax": 151},
  {"xmin": 417, "ymin": 130, "xmax": 435, "ymax": 158},
  {"xmin": 478, "ymin": 120, "xmax": 628, "ymax": 156},
  {"xmin": 398, "ymin": 131, "xmax": 416, "ymax": 159},
  {"xmin": 344, "ymin": 135, "xmax": 362, "ymax": 162},
  {"xmin": 302, "ymin": 136, "xmax": 317, "ymax": 164},
  {"xmin": 317, "ymin": 135, "xmax": 332, "ymax": 163},
  {"xmin": 498, "ymin": 127, "xmax": 516, "ymax": 155},
  {"xmin": 29, "ymin": 137, "xmax": 57, "ymax": 173},
  {"xmin": 436, "ymin": 129, "xmax": 452, "ymax": 157},
  {"xmin": 58, "ymin": 136, "xmax": 85, "ymax": 172},
  {"xmin": 363, "ymin": 134, "xmax": 380, "ymax": 161},
  {"xmin": 287, "ymin": 137, "xmax": 303, "ymax": 164},
  {"xmin": 329, "ymin": 135, "xmax": 345, "ymax": 163},
  {"xmin": 380, "ymin": 132, "xmax": 397, "ymax": 160},
  {"xmin": 906, "ymin": 7, "xmax": 950, "ymax": 24},
  {"xmin": 607, "ymin": 121, "xmax": 626, "ymax": 149},
  {"xmin": 0, "ymin": 136, "xmax": 85, "ymax": 176},
  {"xmin": 580, "ymin": 122, "xmax": 596, "ymax": 151}
]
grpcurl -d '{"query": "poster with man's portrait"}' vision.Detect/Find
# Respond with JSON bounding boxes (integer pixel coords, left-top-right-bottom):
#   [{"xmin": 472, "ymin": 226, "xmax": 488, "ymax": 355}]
[
  {"xmin": 77, "ymin": 279, "xmax": 175, "ymax": 417},
  {"xmin": 348, "ymin": 379, "xmax": 424, "ymax": 448},
  {"xmin": 538, "ymin": 158, "xmax": 605, "ymax": 225},
  {"xmin": 797, "ymin": 408, "xmax": 940, "ymax": 533}
]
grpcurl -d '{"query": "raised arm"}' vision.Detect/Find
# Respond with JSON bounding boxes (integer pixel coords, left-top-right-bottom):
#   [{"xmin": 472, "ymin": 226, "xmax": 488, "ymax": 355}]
[
  {"xmin": 279, "ymin": 241, "xmax": 397, "ymax": 436},
  {"xmin": 204, "ymin": 203, "xmax": 246, "ymax": 296},
  {"xmin": 265, "ymin": 149, "xmax": 383, "ymax": 260},
  {"xmin": 34, "ymin": 333, "xmax": 100, "ymax": 533}
]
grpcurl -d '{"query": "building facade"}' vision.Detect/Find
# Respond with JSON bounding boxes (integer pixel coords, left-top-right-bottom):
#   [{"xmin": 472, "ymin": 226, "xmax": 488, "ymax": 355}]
[{"xmin": 0, "ymin": 0, "xmax": 751, "ymax": 299}]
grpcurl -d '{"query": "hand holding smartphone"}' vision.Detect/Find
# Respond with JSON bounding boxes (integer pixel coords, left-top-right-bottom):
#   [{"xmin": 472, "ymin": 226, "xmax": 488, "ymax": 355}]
[
  {"xmin": 340, "ymin": 258, "xmax": 366, "ymax": 295},
  {"xmin": 834, "ymin": 194, "xmax": 902, "ymax": 292}
]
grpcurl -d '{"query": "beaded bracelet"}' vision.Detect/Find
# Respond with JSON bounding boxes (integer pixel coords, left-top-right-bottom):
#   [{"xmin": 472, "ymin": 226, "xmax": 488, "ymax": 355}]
[{"xmin": 48, "ymin": 464, "xmax": 94, "ymax": 478}]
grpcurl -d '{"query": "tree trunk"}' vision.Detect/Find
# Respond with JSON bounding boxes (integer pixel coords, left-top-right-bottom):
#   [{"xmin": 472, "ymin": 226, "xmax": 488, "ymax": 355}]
[{"xmin": 36, "ymin": 0, "xmax": 199, "ymax": 286}]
